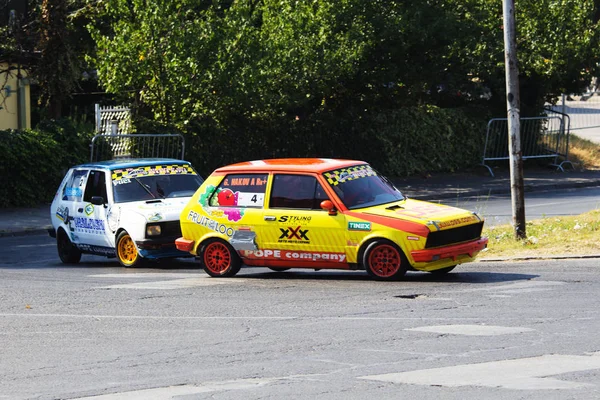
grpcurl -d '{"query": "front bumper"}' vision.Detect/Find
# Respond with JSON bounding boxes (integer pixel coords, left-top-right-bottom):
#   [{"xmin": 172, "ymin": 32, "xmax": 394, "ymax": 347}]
[{"xmin": 411, "ymin": 237, "xmax": 488, "ymax": 263}]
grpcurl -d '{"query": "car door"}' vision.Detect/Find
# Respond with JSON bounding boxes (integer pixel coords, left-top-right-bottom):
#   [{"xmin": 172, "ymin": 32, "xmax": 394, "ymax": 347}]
[
  {"xmin": 57, "ymin": 168, "xmax": 90, "ymax": 244},
  {"xmin": 260, "ymin": 173, "xmax": 348, "ymax": 265},
  {"xmin": 74, "ymin": 169, "xmax": 113, "ymax": 251},
  {"xmin": 203, "ymin": 172, "xmax": 267, "ymax": 251}
]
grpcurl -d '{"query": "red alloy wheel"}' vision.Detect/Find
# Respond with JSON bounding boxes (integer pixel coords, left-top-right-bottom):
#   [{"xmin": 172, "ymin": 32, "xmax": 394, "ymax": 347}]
[
  {"xmin": 368, "ymin": 244, "xmax": 401, "ymax": 278},
  {"xmin": 203, "ymin": 241, "xmax": 232, "ymax": 275}
]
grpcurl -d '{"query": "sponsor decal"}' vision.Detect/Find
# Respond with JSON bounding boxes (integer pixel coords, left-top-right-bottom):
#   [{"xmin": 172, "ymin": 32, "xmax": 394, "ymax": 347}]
[
  {"xmin": 278, "ymin": 226, "xmax": 309, "ymax": 243},
  {"xmin": 199, "ymin": 186, "xmax": 246, "ymax": 222},
  {"xmin": 437, "ymin": 215, "xmax": 480, "ymax": 229},
  {"xmin": 112, "ymin": 164, "xmax": 196, "ymax": 181},
  {"xmin": 74, "ymin": 217, "xmax": 105, "ymax": 234},
  {"xmin": 407, "ymin": 236, "xmax": 420, "ymax": 241},
  {"xmin": 56, "ymin": 206, "xmax": 69, "ymax": 222},
  {"xmin": 241, "ymin": 249, "xmax": 346, "ymax": 263},
  {"xmin": 324, "ymin": 165, "xmax": 376, "ymax": 186},
  {"xmin": 278, "ymin": 215, "xmax": 312, "ymax": 224},
  {"xmin": 84, "ymin": 204, "xmax": 94, "ymax": 216},
  {"xmin": 64, "ymin": 187, "xmax": 82, "ymax": 197},
  {"xmin": 76, "ymin": 244, "xmax": 115, "ymax": 256},
  {"xmin": 112, "ymin": 178, "xmax": 131, "ymax": 186},
  {"xmin": 148, "ymin": 212, "xmax": 163, "ymax": 222},
  {"xmin": 348, "ymin": 221, "xmax": 371, "ymax": 231},
  {"xmin": 187, "ymin": 210, "xmax": 234, "ymax": 238}
]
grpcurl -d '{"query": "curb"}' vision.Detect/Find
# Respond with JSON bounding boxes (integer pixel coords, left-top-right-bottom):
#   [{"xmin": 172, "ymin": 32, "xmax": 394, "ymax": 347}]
[
  {"xmin": 479, "ymin": 254, "xmax": 600, "ymax": 262},
  {"xmin": 0, "ymin": 227, "xmax": 52, "ymax": 238}
]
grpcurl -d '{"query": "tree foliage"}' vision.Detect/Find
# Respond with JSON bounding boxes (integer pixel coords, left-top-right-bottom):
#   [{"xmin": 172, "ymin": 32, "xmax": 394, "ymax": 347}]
[{"xmin": 90, "ymin": 0, "xmax": 600, "ymax": 130}]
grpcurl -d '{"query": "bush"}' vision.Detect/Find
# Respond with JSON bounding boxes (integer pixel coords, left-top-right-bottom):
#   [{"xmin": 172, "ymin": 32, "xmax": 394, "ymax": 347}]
[{"xmin": 0, "ymin": 119, "xmax": 94, "ymax": 207}]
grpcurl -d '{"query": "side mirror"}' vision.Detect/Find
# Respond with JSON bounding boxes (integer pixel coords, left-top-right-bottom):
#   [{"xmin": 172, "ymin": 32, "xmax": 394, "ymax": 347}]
[
  {"xmin": 91, "ymin": 196, "xmax": 104, "ymax": 206},
  {"xmin": 320, "ymin": 200, "xmax": 337, "ymax": 216}
]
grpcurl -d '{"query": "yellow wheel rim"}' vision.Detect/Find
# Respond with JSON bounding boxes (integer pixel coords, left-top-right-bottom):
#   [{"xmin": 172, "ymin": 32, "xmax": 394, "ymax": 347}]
[{"xmin": 118, "ymin": 234, "xmax": 138, "ymax": 266}]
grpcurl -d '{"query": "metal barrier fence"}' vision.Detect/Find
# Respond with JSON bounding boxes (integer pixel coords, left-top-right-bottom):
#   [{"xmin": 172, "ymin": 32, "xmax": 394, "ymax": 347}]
[
  {"xmin": 90, "ymin": 134, "xmax": 186, "ymax": 162},
  {"xmin": 481, "ymin": 111, "xmax": 573, "ymax": 177},
  {"xmin": 95, "ymin": 104, "xmax": 131, "ymax": 135}
]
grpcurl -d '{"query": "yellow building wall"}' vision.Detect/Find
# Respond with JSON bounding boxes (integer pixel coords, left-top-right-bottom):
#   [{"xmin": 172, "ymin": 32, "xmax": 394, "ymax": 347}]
[{"xmin": 0, "ymin": 62, "xmax": 31, "ymax": 130}]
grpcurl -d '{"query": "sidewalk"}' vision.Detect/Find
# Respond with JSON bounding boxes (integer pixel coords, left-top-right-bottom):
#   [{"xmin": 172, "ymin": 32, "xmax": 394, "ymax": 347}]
[{"xmin": 1, "ymin": 168, "xmax": 600, "ymax": 238}]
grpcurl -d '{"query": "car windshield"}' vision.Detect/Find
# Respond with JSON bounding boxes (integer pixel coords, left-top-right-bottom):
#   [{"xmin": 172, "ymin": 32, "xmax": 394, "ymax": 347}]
[
  {"xmin": 111, "ymin": 165, "xmax": 203, "ymax": 203},
  {"xmin": 322, "ymin": 164, "xmax": 404, "ymax": 209}
]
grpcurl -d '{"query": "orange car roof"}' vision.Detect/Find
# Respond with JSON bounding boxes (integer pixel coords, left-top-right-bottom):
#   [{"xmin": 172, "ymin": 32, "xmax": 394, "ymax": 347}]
[{"xmin": 213, "ymin": 158, "xmax": 367, "ymax": 174}]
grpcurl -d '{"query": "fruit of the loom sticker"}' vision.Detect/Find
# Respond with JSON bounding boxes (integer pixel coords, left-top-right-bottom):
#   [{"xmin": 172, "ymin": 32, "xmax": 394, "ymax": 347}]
[
  {"xmin": 217, "ymin": 189, "xmax": 237, "ymax": 206},
  {"xmin": 223, "ymin": 209, "xmax": 244, "ymax": 222}
]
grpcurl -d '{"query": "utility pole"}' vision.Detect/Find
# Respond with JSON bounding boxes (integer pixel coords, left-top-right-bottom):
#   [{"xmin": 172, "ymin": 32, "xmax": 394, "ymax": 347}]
[{"xmin": 502, "ymin": 0, "xmax": 526, "ymax": 240}]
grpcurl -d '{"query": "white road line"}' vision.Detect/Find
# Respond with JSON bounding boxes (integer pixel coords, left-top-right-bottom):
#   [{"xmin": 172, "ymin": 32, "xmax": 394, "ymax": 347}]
[
  {"xmin": 459, "ymin": 280, "xmax": 565, "ymax": 293},
  {"xmin": 101, "ymin": 277, "xmax": 245, "ymax": 289},
  {"xmin": 359, "ymin": 353, "xmax": 600, "ymax": 390},
  {"xmin": 90, "ymin": 273, "xmax": 202, "ymax": 278},
  {"xmin": 405, "ymin": 324, "xmax": 534, "ymax": 336},
  {"xmin": 0, "ymin": 313, "xmax": 555, "ymax": 322},
  {"xmin": 90, "ymin": 273, "xmax": 244, "ymax": 289},
  {"xmin": 72, "ymin": 378, "xmax": 277, "ymax": 399}
]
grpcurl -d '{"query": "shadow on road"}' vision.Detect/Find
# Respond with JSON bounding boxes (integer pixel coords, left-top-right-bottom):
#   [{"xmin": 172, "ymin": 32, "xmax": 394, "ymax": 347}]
[{"xmin": 237, "ymin": 269, "xmax": 538, "ymax": 285}]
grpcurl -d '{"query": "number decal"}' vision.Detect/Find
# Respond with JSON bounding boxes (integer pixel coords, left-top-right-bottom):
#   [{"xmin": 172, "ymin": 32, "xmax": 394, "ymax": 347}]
[{"xmin": 237, "ymin": 192, "xmax": 265, "ymax": 207}]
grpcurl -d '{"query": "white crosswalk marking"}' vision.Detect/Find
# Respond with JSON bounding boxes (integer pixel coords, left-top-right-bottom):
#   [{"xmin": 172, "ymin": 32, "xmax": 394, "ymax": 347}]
[
  {"xmin": 406, "ymin": 324, "xmax": 534, "ymax": 336},
  {"xmin": 91, "ymin": 273, "xmax": 244, "ymax": 289},
  {"xmin": 359, "ymin": 352, "xmax": 600, "ymax": 390}
]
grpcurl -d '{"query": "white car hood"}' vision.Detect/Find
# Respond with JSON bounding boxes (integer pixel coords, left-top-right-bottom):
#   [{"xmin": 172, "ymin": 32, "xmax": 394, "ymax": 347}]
[{"xmin": 118, "ymin": 198, "xmax": 191, "ymax": 222}]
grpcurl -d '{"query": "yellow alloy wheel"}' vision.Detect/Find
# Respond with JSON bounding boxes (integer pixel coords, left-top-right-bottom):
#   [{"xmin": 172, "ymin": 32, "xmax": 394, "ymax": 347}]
[{"xmin": 117, "ymin": 231, "xmax": 140, "ymax": 267}]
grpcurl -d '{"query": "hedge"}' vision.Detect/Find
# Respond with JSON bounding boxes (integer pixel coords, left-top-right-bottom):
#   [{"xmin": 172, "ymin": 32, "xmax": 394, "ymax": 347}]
[
  {"xmin": 0, "ymin": 119, "xmax": 93, "ymax": 208},
  {"xmin": 0, "ymin": 106, "xmax": 489, "ymax": 208}
]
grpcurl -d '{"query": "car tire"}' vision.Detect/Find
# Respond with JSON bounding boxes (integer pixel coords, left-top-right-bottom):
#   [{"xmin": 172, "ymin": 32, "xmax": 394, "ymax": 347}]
[
  {"xmin": 57, "ymin": 229, "xmax": 81, "ymax": 264},
  {"xmin": 116, "ymin": 230, "xmax": 144, "ymax": 267},
  {"xmin": 200, "ymin": 239, "xmax": 241, "ymax": 277},
  {"xmin": 363, "ymin": 239, "xmax": 407, "ymax": 281},
  {"xmin": 428, "ymin": 266, "xmax": 456, "ymax": 275},
  {"xmin": 268, "ymin": 267, "xmax": 290, "ymax": 272}
]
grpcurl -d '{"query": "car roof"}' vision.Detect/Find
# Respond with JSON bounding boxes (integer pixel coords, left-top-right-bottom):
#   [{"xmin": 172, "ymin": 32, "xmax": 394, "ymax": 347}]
[
  {"xmin": 214, "ymin": 158, "xmax": 367, "ymax": 174},
  {"xmin": 72, "ymin": 158, "xmax": 191, "ymax": 171}
]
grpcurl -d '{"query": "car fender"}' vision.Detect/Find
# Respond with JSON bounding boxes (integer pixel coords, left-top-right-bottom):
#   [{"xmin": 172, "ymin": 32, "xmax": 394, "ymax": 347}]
[
  {"xmin": 113, "ymin": 208, "xmax": 147, "ymax": 245},
  {"xmin": 193, "ymin": 232, "xmax": 234, "ymax": 255}
]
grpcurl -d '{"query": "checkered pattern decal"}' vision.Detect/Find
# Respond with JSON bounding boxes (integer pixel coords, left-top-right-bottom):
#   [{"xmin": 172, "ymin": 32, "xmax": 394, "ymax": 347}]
[
  {"xmin": 324, "ymin": 165, "xmax": 376, "ymax": 186},
  {"xmin": 111, "ymin": 164, "xmax": 196, "ymax": 181}
]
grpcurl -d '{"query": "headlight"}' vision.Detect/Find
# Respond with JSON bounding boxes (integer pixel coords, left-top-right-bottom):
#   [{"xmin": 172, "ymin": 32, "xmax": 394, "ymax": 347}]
[{"xmin": 146, "ymin": 224, "xmax": 162, "ymax": 236}]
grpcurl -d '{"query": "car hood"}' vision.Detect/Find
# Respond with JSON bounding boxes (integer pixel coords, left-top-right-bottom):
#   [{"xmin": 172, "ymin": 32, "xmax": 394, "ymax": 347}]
[
  {"xmin": 118, "ymin": 198, "xmax": 192, "ymax": 222},
  {"xmin": 356, "ymin": 198, "xmax": 481, "ymax": 229}
]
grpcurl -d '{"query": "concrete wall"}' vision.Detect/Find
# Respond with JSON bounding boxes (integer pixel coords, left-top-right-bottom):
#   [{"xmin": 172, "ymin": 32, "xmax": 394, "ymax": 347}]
[{"xmin": 0, "ymin": 62, "xmax": 31, "ymax": 130}]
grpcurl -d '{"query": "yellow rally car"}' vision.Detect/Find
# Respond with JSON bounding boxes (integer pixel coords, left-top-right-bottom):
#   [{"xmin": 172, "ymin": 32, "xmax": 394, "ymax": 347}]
[{"xmin": 176, "ymin": 159, "xmax": 488, "ymax": 280}]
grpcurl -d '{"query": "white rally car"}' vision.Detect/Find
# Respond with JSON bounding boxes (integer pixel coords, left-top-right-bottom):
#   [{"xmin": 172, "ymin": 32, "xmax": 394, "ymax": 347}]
[{"xmin": 49, "ymin": 158, "xmax": 203, "ymax": 267}]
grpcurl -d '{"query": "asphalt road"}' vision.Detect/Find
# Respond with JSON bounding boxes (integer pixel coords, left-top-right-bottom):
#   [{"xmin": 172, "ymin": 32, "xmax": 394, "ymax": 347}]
[
  {"xmin": 438, "ymin": 186, "xmax": 600, "ymax": 226},
  {"xmin": 1, "ymin": 234, "xmax": 600, "ymax": 400}
]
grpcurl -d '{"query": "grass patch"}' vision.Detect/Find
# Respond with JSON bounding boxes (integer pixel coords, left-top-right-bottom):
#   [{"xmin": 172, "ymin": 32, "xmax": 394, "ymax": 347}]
[
  {"xmin": 480, "ymin": 209, "xmax": 600, "ymax": 259},
  {"xmin": 566, "ymin": 134, "xmax": 600, "ymax": 170}
]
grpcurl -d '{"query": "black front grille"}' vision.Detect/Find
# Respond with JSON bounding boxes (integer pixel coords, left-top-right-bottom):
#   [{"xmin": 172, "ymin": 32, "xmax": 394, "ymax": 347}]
[
  {"xmin": 425, "ymin": 222, "xmax": 484, "ymax": 248},
  {"xmin": 162, "ymin": 221, "xmax": 182, "ymax": 237}
]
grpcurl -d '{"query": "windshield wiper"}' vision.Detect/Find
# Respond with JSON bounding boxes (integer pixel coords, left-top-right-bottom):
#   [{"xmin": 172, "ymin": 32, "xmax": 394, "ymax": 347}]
[{"xmin": 133, "ymin": 177, "xmax": 157, "ymax": 199}]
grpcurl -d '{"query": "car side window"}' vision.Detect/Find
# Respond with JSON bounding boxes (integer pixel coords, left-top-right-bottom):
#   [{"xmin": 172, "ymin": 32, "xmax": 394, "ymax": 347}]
[
  {"xmin": 270, "ymin": 174, "xmax": 329, "ymax": 209},
  {"xmin": 62, "ymin": 169, "xmax": 89, "ymax": 201},
  {"xmin": 209, "ymin": 174, "xmax": 268, "ymax": 208},
  {"xmin": 83, "ymin": 170, "xmax": 108, "ymax": 203}
]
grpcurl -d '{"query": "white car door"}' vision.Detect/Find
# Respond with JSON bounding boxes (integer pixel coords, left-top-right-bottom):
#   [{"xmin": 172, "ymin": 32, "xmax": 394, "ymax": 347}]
[{"xmin": 73, "ymin": 169, "xmax": 113, "ymax": 253}]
